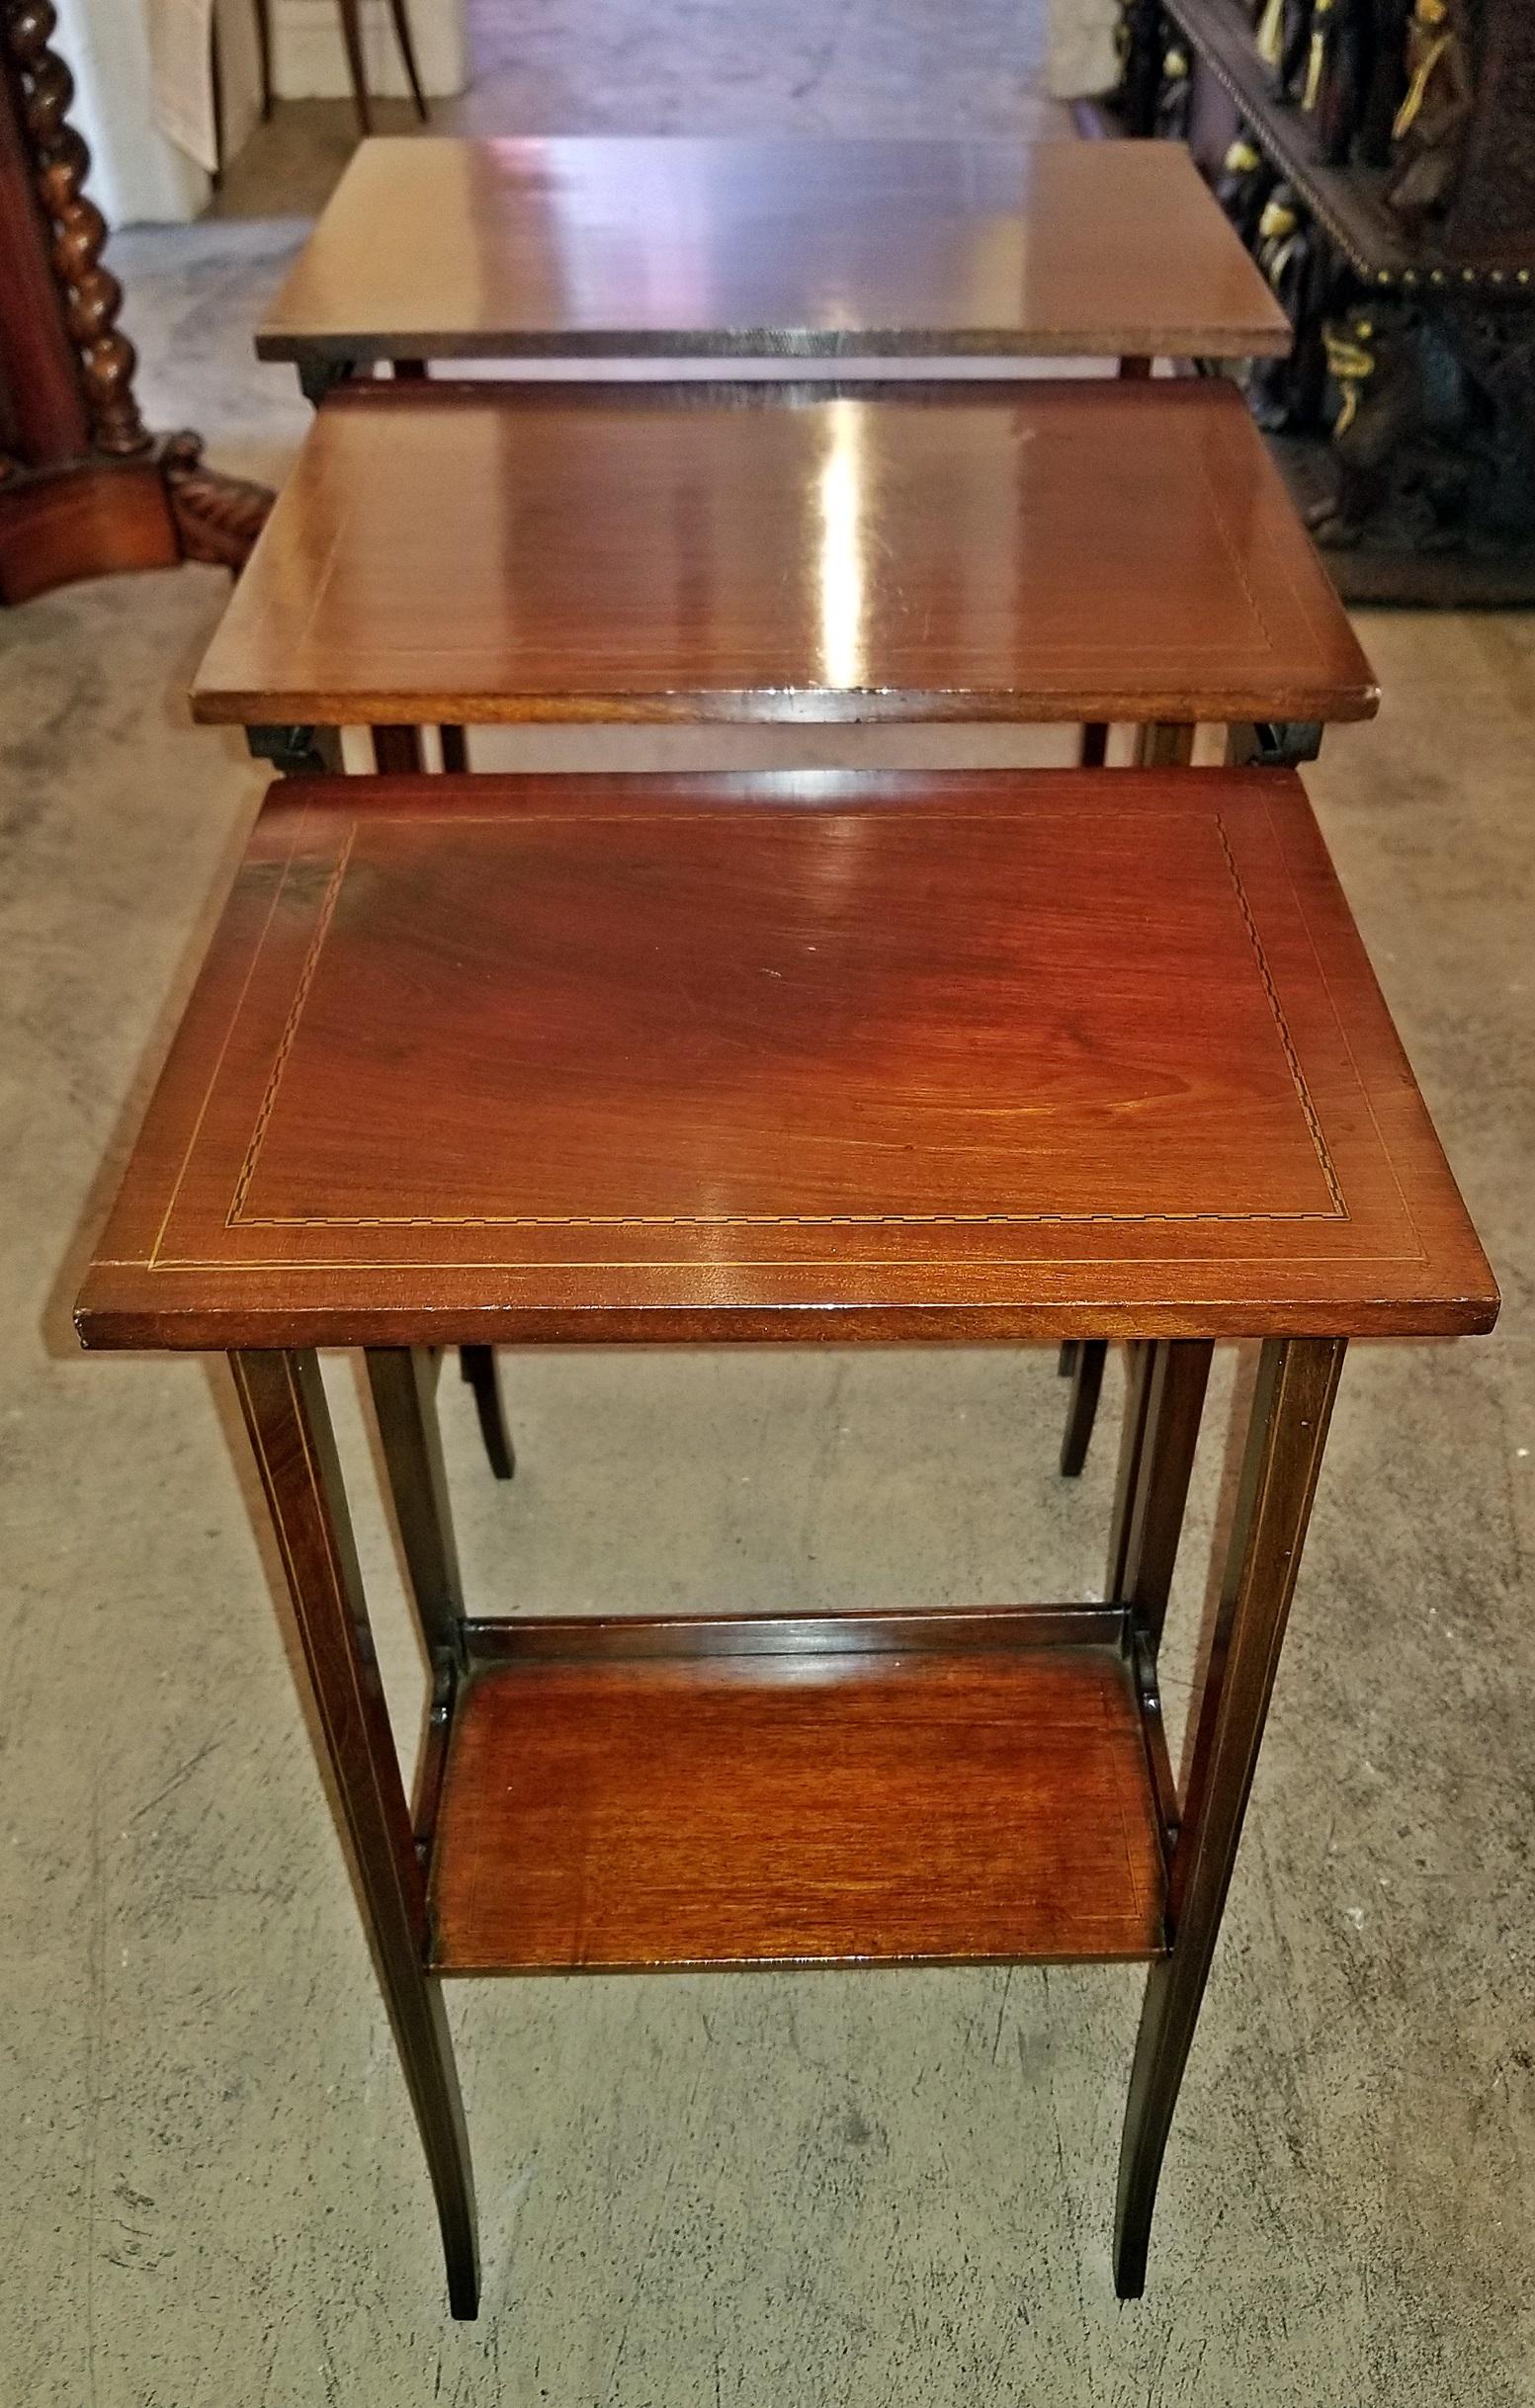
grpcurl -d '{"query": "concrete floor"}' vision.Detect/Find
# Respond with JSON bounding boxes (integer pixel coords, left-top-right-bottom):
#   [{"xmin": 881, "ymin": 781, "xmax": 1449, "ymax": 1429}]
[{"xmin": 5, "ymin": 6, "xmax": 1535, "ymax": 2401}]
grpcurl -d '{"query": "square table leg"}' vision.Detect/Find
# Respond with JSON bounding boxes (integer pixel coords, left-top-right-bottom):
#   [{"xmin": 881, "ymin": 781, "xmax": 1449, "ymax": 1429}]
[
  {"xmin": 1114, "ymin": 1334, "xmax": 1346, "ymax": 2295},
  {"xmin": 231, "ymin": 1348, "xmax": 481, "ymax": 2318}
]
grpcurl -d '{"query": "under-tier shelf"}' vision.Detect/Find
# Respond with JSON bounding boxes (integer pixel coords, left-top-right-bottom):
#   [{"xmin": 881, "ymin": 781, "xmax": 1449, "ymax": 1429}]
[{"xmin": 428, "ymin": 1608, "xmax": 1168, "ymax": 1973}]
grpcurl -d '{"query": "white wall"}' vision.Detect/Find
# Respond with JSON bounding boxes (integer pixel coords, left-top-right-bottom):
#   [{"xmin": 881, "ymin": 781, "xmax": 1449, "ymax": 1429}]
[{"xmin": 57, "ymin": 0, "xmax": 209, "ymax": 225}]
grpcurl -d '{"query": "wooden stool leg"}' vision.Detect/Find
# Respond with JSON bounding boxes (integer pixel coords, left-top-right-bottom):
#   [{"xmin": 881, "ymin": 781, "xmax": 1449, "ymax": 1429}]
[
  {"xmin": 1114, "ymin": 1336, "xmax": 1345, "ymax": 2297},
  {"xmin": 231, "ymin": 1350, "xmax": 479, "ymax": 2318},
  {"xmin": 384, "ymin": 0, "xmax": 430, "ymax": 120},
  {"xmin": 336, "ymin": 0, "xmax": 373, "ymax": 136},
  {"xmin": 460, "ymin": 1345, "xmax": 515, "ymax": 1482},
  {"xmin": 1059, "ymin": 1339, "xmax": 1107, "ymax": 1476},
  {"xmin": 366, "ymin": 1349, "xmax": 469, "ymax": 1663}
]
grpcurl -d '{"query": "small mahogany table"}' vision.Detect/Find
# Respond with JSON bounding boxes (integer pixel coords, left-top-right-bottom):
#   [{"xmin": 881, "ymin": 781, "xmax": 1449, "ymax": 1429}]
[
  {"xmin": 78, "ymin": 767, "xmax": 1494, "ymax": 2317},
  {"xmin": 255, "ymin": 136, "xmax": 1292, "ymax": 400}
]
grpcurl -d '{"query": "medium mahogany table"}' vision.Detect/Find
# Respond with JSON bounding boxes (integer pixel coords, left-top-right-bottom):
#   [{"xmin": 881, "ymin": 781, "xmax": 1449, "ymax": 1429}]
[
  {"xmin": 78, "ymin": 766, "xmax": 1494, "ymax": 2317},
  {"xmin": 192, "ymin": 378, "xmax": 1374, "ymax": 766},
  {"xmin": 255, "ymin": 136, "xmax": 1292, "ymax": 400}
]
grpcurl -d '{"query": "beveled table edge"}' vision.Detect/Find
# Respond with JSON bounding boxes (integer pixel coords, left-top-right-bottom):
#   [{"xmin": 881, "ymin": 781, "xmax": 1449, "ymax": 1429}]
[
  {"xmin": 189, "ymin": 376, "xmax": 1381, "ymax": 733},
  {"xmin": 74, "ymin": 765, "xmax": 1496, "ymax": 1352},
  {"xmin": 252, "ymin": 135, "xmax": 1293, "ymax": 364}
]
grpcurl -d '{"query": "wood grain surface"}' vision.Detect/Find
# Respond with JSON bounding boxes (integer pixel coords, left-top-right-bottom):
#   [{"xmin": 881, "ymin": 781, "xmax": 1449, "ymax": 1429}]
[
  {"xmin": 430, "ymin": 1618, "xmax": 1167, "ymax": 1970},
  {"xmin": 254, "ymin": 135, "xmax": 1292, "ymax": 364},
  {"xmin": 189, "ymin": 380, "xmax": 1377, "ymax": 730},
  {"xmin": 75, "ymin": 766, "xmax": 1497, "ymax": 1350}
]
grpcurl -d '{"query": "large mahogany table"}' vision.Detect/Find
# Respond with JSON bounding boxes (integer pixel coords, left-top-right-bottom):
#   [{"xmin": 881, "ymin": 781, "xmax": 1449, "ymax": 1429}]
[
  {"xmin": 192, "ymin": 378, "xmax": 1375, "ymax": 766},
  {"xmin": 78, "ymin": 766, "xmax": 1495, "ymax": 2317},
  {"xmin": 255, "ymin": 136, "xmax": 1292, "ymax": 399}
]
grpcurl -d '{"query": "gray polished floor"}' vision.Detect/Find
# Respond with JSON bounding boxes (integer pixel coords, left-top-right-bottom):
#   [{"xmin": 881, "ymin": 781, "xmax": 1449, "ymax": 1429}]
[{"xmin": 4, "ymin": 12, "xmax": 1533, "ymax": 2403}]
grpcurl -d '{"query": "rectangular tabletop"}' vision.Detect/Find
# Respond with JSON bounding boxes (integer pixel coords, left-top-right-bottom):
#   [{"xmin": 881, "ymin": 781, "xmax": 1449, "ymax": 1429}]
[
  {"xmin": 254, "ymin": 136, "xmax": 1293, "ymax": 368},
  {"xmin": 190, "ymin": 381, "xmax": 1377, "ymax": 731},
  {"xmin": 77, "ymin": 768, "xmax": 1495, "ymax": 1352}
]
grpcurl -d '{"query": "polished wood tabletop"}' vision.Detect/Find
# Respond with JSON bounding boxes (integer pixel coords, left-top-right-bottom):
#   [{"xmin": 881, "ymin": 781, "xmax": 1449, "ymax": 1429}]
[
  {"xmin": 78, "ymin": 767, "xmax": 1494, "ymax": 1352},
  {"xmin": 190, "ymin": 382, "xmax": 1377, "ymax": 730},
  {"xmin": 254, "ymin": 135, "xmax": 1292, "ymax": 367}
]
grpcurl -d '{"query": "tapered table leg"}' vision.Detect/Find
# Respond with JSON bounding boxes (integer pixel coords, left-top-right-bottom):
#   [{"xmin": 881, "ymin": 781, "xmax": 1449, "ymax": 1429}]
[
  {"xmin": 232, "ymin": 1350, "xmax": 480, "ymax": 2318},
  {"xmin": 366, "ymin": 1348, "xmax": 468, "ymax": 1668},
  {"xmin": 1059, "ymin": 1339, "xmax": 1107, "ymax": 1476},
  {"xmin": 1106, "ymin": 1340, "xmax": 1213, "ymax": 1646},
  {"xmin": 460, "ymin": 1344, "xmax": 515, "ymax": 1481},
  {"xmin": 1114, "ymin": 1336, "xmax": 1345, "ymax": 2297}
]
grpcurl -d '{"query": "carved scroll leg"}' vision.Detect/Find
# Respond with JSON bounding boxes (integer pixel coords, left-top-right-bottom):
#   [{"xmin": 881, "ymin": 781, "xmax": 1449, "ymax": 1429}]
[
  {"xmin": 1225, "ymin": 722, "xmax": 1325, "ymax": 769},
  {"xmin": 1059, "ymin": 1340, "xmax": 1107, "ymax": 1478},
  {"xmin": 460, "ymin": 1345, "xmax": 516, "ymax": 1482},
  {"xmin": 232, "ymin": 1351, "xmax": 479, "ymax": 2319},
  {"xmin": 1114, "ymin": 1337, "xmax": 1346, "ymax": 2298}
]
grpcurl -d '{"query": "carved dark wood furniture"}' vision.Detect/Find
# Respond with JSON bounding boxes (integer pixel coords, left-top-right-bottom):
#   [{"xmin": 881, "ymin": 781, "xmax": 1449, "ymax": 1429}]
[
  {"xmin": 76, "ymin": 764, "xmax": 1496, "ymax": 2315},
  {"xmin": 0, "ymin": 0, "xmax": 271, "ymax": 603},
  {"xmin": 1105, "ymin": 0, "xmax": 1535, "ymax": 602},
  {"xmin": 255, "ymin": 134, "xmax": 1290, "ymax": 399}
]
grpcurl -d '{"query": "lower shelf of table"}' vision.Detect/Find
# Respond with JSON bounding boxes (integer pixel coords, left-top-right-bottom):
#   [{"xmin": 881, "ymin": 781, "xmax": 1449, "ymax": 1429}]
[{"xmin": 427, "ymin": 1607, "xmax": 1169, "ymax": 1973}]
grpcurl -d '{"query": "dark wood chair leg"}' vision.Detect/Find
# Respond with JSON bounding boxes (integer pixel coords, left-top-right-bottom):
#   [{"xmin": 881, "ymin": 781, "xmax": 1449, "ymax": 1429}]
[
  {"xmin": 252, "ymin": 0, "xmax": 274, "ymax": 119},
  {"xmin": 384, "ymin": 0, "xmax": 431, "ymax": 120},
  {"xmin": 1059, "ymin": 1339, "xmax": 1107, "ymax": 1476},
  {"xmin": 336, "ymin": 0, "xmax": 373, "ymax": 136},
  {"xmin": 366, "ymin": 1349, "xmax": 468, "ymax": 1667},
  {"xmin": 1079, "ymin": 724, "xmax": 1109, "ymax": 767},
  {"xmin": 1058, "ymin": 1340, "xmax": 1078, "ymax": 1376},
  {"xmin": 460, "ymin": 1345, "xmax": 515, "ymax": 1482},
  {"xmin": 1113, "ymin": 1336, "xmax": 1346, "ymax": 2298},
  {"xmin": 231, "ymin": 1350, "xmax": 479, "ymax": 2318}
]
